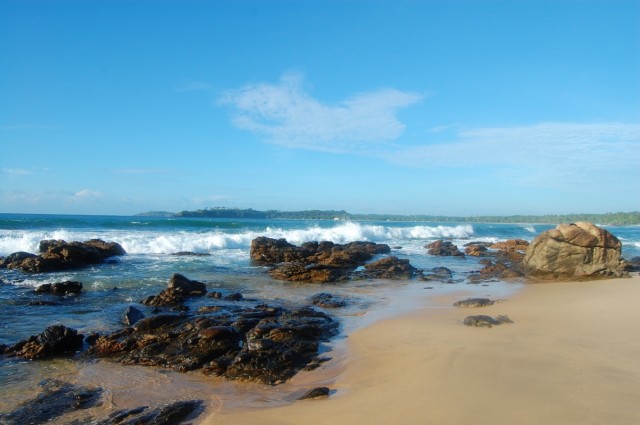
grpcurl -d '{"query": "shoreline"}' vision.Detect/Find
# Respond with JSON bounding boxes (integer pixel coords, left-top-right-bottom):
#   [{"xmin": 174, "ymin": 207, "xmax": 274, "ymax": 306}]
[{"xmin": 207, "ymin": 275, "xmax": 640, "ymax": 425}]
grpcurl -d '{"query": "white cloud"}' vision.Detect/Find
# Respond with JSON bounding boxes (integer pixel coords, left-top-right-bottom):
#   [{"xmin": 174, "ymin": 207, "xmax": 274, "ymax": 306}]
[
  {"xmin": 221, "ymin": 72, "xmax": 422, "ymax": 153},
  {"xmin": 73, "ymin": 189, "xmax": 102, "ymax": 199},
  {"xmin": 1, "ymin": 168, "xmax": 34, "ymax": 176},
  {"xmin": 389, "ymin": 122, "xmax": 640, "ymax": 188}
]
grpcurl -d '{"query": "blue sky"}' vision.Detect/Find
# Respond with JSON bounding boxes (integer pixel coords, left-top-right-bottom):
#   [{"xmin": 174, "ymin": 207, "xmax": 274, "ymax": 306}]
[{"xmin": 1, "ymin": 0, "xmax": 639, "ymax": 216}]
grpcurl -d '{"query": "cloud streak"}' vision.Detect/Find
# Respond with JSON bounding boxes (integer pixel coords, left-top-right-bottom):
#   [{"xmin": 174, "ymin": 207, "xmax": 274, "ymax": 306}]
[
  {"xmin": 389, "ymin": 122, "xmax": 640, "ymax": 188},
  {"xmin": 221, "ymin": 72, "xmax": 422, "ymax": 153}
]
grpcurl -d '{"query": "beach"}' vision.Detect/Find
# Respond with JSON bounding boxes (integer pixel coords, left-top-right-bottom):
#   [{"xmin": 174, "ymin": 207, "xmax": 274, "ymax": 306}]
[{"xmin": 209, "ymin": 275, "xmax": 640, "ymax": 425}]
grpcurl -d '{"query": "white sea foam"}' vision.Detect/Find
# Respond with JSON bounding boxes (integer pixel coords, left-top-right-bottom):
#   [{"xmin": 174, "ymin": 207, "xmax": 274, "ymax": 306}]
[{"xmin": 1, "ymin": 223, "xmax": 475, "ymax": 256}]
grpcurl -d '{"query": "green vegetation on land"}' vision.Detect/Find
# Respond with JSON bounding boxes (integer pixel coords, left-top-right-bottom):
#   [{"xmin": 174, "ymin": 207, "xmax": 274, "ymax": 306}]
[{"xmin": 137, "ymin": 207, "xmax": 640, "ymax": 225}]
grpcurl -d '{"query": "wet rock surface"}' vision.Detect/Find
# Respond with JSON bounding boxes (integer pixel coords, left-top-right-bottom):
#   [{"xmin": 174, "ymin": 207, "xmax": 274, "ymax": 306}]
[
  {"xmin": 4, "ymin": 325, "xmax": 84, "ymax": 359},
  {"xmin": 84, "ymin": 400, "xmax": 203, "ymax": 425},
  {"xmin": 0, "ymin": 380, "xmax": 103, "ymax": 425},
  {"xmin": 141, "ymin": 273, "xmax": 207, "ymax": 307},
  {"xmin": 1, "ymin": 239, "xmax": 126, "ymax": 273},
  {"xmin": 358, "ymin": 256, "xmax": 419, "ymax": 280},
  {"xmin": 463, "ymin": 315, "xmax": 513, "ymax": 327},
  {"xmin": 425, "ymin": 240, "xmax": 465, "ymax": 257},
  {"xmin": 310, "ymin": 293, "xmax": 347, "ymax": 308},
  {"xmin": 250, "ymin": 237, "xmax": 393, "ymax": 282},
  {"xmin": 523, "ymin": 222, "xmax": 627, "ymax": 280},
  {"xmin": 297, "ymin": 386, "xmax": 331, "ymax": 400},
  {"xmin": 35, "ymin": 280, "xmax": 83, "ymax": 295}
]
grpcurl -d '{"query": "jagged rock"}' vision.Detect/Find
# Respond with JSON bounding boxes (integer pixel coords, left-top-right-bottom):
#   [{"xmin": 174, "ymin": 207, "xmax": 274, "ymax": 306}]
[
  {"xmin": 360, "ymin": 256, "xmax": 417, "ymax": 279},
  {"xmin": 251, "ymin": 237, "xmax": 392, "ymax": 283},
  {"xmin": 463, "ymin": 315, "xmax": 513, "ymax": 327},
  {"xmin": 468, "ymin": 260, "xmax": 524, "ymax": 282},
  {"xmin": 141, "ymin": 274, "xmax": 206, "ymax": 307},
  {"xmin": 464, "ymin": 243, "xmax": 489, "ymax": 256},
  {"xmin": 0, "ymin": 251, "xmax": 37, "ymax": 268},
  {"xmin": 523, "ymin": 222, "xmax": 626, "ymax": 280},
  {"xmin": 95, "ymin": 400, "xmax": 203, "ymax": 425},
  {"xmin": 453, "ymin": 298, "xmax": 495, "ymax": 308},
  {"xmin": 490, "ymin": 239, "xmax": 530, "ymax": 252},
  {"xmin": 122, "ymin": 306, "xmax": 145, "ymax": 326},
  {"xmin": 310, "ymin": 293, "xmax": 347, "ymax": 308},
  {"xmin": 88, "ymin": 304, "xmax": 338, "ymax": 385},
  {"xmin": 297, "ymin": 387, "xmax": 330, "ymax": 400},
  {"xmin": 35, "ymin": 281, "xmax": 83, "ymax": 295},
  {"xmin": 624, "ymin": 257, "xmax": 640, "ymax": 272},
  {"xmin": 0, "ymin": 380, "xmax": 102, "ymax": 425},
  {"xmin": 5, "ymin": 325, "xmax": 84, "ymax": 359},
  {"xmin": 425, "ymin": 240, "xmax": 465, "ymax": 257},
  {"xmin": 4, "ymin": 239, "xmax": 125, "ymax": 273}
]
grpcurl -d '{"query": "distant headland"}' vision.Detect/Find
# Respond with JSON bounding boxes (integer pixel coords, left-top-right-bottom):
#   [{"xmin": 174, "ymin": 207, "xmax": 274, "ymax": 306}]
[{"xmin": 135, "ymin": 207, "xmax": 640, "ymax": 225}]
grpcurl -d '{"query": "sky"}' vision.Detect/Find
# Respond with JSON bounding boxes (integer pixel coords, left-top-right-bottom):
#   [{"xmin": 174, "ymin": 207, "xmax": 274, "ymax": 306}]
[{"xmin": 1, "ymin": 0, "xmax": 639, "ymax": 216}]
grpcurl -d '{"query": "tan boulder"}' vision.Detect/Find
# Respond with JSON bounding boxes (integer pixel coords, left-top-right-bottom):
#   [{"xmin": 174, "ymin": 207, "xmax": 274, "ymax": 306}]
[{"xmin": 523, "ymin": 222, "xmax": 625, "ymax": 280}]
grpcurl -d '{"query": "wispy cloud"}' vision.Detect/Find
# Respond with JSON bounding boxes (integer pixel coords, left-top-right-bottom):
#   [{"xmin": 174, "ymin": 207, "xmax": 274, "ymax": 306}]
[
  {"xmin": 1, "ymin": 168, "xmax": 35, "ymax": 176},
  {"xmin": 221, "ymin": 72, "xmax": 422, "ymax": 153},
  {"xmin": 389, "ymin": 122, "xmax": 640, "ymax": 188},
  {"xmin": 73, "ymin": 189, "xmax": 102, "ymax": 199}
]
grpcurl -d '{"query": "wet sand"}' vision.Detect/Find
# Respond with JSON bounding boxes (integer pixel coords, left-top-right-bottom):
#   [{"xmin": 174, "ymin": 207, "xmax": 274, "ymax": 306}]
[{"xmin": 207, "ymin": 275, "xmax": 640, "ymax": 425}]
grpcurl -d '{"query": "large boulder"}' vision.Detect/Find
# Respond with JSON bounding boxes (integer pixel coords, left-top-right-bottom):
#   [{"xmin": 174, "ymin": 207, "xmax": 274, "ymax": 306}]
[
  {"xmin": 5, "ymin": 325, "xmax": 84, "ymax": 359},
  {"xmin": 523, "ymin": 222, "xmax": 626, "ymax": 280},
  {"xmin": 425, "ymin": 240, "xmax": 465, "ymax": 257},
  {"xmin": 4, "ymin": 239, "xmax": 126, "ymax": 273}
]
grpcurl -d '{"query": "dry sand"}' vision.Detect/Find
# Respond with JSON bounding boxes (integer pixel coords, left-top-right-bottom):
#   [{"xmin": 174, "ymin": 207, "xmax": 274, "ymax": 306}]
[{"xmin": 206, "ymin": 276, "xmax": 640, "ymax": 425}]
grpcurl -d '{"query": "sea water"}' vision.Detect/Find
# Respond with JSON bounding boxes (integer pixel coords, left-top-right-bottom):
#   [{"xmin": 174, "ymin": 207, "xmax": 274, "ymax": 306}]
[{"xmin": 1, "ymin": 214, "xmax": 639, "ymax": 420}]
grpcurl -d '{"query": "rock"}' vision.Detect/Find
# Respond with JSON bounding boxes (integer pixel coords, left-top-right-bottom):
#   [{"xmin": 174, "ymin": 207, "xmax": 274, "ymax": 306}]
[
  {"xmin": 491, "ymin": 239, "xmax": 530, "ymax": 252},
  {"xmin": 122, "ymin": 306, "xmax": 145, "ymax": 326},
  {"xmin": 5, "ymin": 239, "xmax": 126, "ymax": 273},
  {"xmin": 468, "ymin": 260, "xmax": 524, "ymax": 282},
  {"xmin": 35, "ymin": 281, "xmax": 83, "ymax": 295},
  {"xmin": 463, "ymin": 315, "xmax": 513, "ymax": 327},
  {"xmin": 167, "ymin": 273, "xmax": 207, "ymax": 296},
  {"xmin": 624, "ymin": 257, "xmax": 640, "ymax": 272},
  {"xmin": 0, "ymin": 380, "xmax": 102, "ymax": 425},
  {"xmin": 88, "ymin": 304, "xmax": 338, "ymax": 385},
  {"xmin": 170, "ymin": 251, "xmax": 211, "ymax": 256},
  {"xmin": 421, "ymin": 266, "xmax": 454, "ymax": 282},
  {"xmin": 464, "ymin": 243, "xmax": 489, "ymax": 256},
  {"xmin": 453, "ymin": 298, "xmax": 495, "ymax": 307},
  {"xmin": 297, "ymin": 387, "xmax": 330, "ymax": 400},
  {"xmin": 310, "ymin": 293, "xmax": 347, "ymax": 308},
  {"xmin": 103, "ymin": 400, "xmax": 203, "ymax": 425},
  {"xmin": 360, "ymin": 256, "xmax": 418, "ymax": 279},
  {"xmin": 0, "ymin": 251, "xmax": 37, "ymax": 268},
  {"xmin": 425, "ymin": 240, "xmax": 465, "ymax": 257},
  {"xmin": 250, "ymin": 237, "xmax": 392, "ymax": 282},
  {"xmin": 523, "ymin": 222, "xmax": 626, "ymax": 280},
  {"xmin": 224, "ymin": 292, "xmax": 243, "ymax": 301},
  {"xmin": 6, "ymin": 325, "xmax": 84, "ymax": 359},
  {"xmin": 142, "ymin": 274, "xmax": 206, "ymax": 307}
]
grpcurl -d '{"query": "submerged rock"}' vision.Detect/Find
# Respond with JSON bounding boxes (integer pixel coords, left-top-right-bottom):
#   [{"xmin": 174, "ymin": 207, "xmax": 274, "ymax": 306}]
[
  {"xmin": 523, "ymin": 222, "xmax": 626, "ymax": 280},
  {"xmin": 0, "ymin": 380, "xmax": 102, "ymax": 425},
  {"xmin": 297, "ymin": 387, "xmax": 331, "ymax": 400},
  {"xmin": 35, "ymin": 281, "xmax": 83, "ymax": 296},
  {"xmin": 310, "ymin": 293, "xmax": 347, "ymax": 308},
  {"xmin": 122, "ymin": 305, "xmax": 145, "ymax": 326}
]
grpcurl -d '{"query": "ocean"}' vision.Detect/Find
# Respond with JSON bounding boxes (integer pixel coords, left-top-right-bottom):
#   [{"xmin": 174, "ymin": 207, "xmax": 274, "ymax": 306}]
[{"xmin": 1, "ymin": 213, "xmax": 639, "ymax": 420}]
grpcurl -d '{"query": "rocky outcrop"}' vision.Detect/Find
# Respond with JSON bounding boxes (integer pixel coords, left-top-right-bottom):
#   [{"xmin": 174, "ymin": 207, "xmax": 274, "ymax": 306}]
[
  {"xmin": 490, "ymin": 239, "xmax": 529, "ymax": 252},
  {"xmin": 425, "ymin": 240, "xmax": 465, "ymax": 257},
  {"xmin": 250, "ymin": 237, "xmax": 392, "ymax": 283},
  {"xmin": 464, "ymin": 242, "xmax": 491, "ymax": 256},
  {"xmin": 453, "ymin": 298, "xmax": 495, "ymax": 308},
  {"xmin": 523, "ymin": 222, "xmax": 626, "ymax": 280},
  {"xmin": 4, "ymin": 325, "xmax": 84, "ymax": 359},
  {"xmin": 88, "ymin": 303, "xmax": 338, "ymax": 385},
  {"xmin": 359, "ymin": 256, "xmax": 418, "ymax": 279},
  {"xmin": 310, "ymin": 293, "xmax": 347, "ymax": 308},
  {"xmin": 141, "ymin": 273, "xmax": 207, "ymax": 307},
  {"xmin": 1, "ymin": 239, "xmax": 126, "ymax": 273}
]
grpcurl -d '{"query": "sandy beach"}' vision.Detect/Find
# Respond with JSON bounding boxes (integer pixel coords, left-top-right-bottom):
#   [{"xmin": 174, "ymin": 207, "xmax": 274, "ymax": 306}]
[{"xmin": 208, "ymin": 275, "xmax": 640, "ymax": 425}]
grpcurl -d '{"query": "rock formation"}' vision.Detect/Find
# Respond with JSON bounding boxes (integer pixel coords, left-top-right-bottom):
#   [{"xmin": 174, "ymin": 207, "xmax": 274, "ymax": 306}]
[{"xmin": 523, "ymin": 222, "xmax": 626, "ymax": 280}]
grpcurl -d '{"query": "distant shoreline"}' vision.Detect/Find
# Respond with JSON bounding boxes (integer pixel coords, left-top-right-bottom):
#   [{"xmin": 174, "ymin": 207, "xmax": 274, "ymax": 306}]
[{"xmin": 135, "ymin": 208, "xmax": 640, "ymax": 226}]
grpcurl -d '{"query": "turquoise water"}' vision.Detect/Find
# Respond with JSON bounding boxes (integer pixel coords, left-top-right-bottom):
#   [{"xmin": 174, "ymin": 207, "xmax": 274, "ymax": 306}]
[{"xmin": 1, "ymin": 214, "xmax": 639, "ymax": 418}]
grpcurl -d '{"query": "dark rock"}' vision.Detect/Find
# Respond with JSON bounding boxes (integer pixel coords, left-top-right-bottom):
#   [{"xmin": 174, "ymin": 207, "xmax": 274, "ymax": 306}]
[
  {"xmin": 27, "ymin": 300, "xmax": 63, "ymax": 306},
  {"xmin": 251, "ymin": 237, "xmax": 392, "ymax": 283},
  {"xmin": 0, "ymin": 251, "xmax": 37, "ymax": 268},
  {"xmin": 297, "ymin": 386, "xmax": 330, "ymax": 400},
  {"xmin": 425, "ymin": 240, "xmax": 465, "ymax": 257},
  {"xmin": 468, "ymin": 260, "xmax": 524, "ymax": 282},
  {"xmin": 167, "ymin": 273, "xmax": 207, "ymax": 296},
  {"xmin": 310, "ymin": 293, "xmax": 347, "ymax": 308},
  {"xmin": 523, "ymin": 222, "xmax": 626, "ymax": 280},
  {"xmin": 89, "ymin": 304, "xmax": 338, "ymax": 385},
  {"xmin": 170, "ymin": 251, "xmax": 211, "ymax": 256},
  {"xmin": 6, "ymin": 325, "xmax": 84, "ymax": 359},
  {"xmin": 0, "ymin": 380, "xmax": 102, "ymax": 425},
  {"xmin": 624, "ymin": 256, "xmax": 640, "ymax": 272},
  {"xmin": 463, "ymin": 315, "xmax": 513, "ymax": 327},
  {"xmin": 35, "ymin": 281, "xmax": 83, "ymax": 295},
  {"xmin": 122, "ymin": 306, "xmax": 145, "ymax": 326},
  {"xmin": 359, "ymin": 256, "xmax": 418, "ymax": 279},
  {"xmin": 224, "ymin": 292, "xmax": 243, "ymax": 301},
  {"xmin": 421, "ymin": 266, "xmax": 454, "ymax": 282},
  {"xmin": 453, "ymin": 298, "xmax": 495, "ymax": 308},
  {"xmin": 6, "ymin": 239, "xmax": 126, "ymax": 273},
  {"xmin": 111, "ymin": 400, "xmax": 202, "ymax": 425}
]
